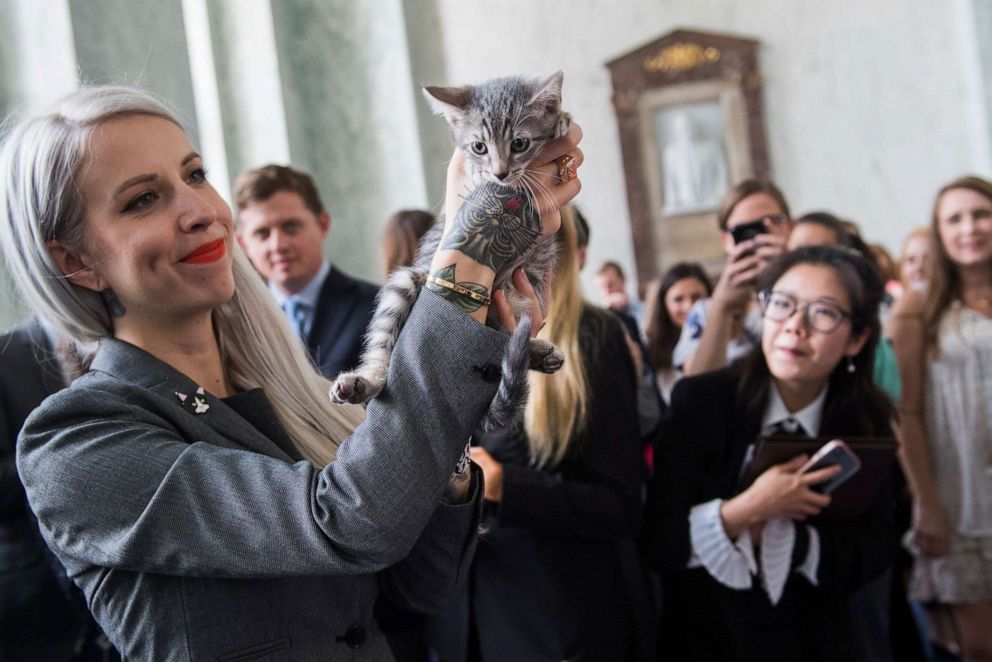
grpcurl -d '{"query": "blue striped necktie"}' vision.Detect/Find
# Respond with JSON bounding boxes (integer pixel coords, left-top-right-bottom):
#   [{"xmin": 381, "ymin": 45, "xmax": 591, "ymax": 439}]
[{"xmin": 284, "ymin": 299, "xmax": 309, "ymax": 340}]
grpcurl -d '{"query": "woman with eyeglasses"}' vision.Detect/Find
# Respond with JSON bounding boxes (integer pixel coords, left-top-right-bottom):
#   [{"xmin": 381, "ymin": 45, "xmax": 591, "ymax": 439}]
[
  {"xmin": 674, "ymin": 179, "xmax": 794, "ymax": 377},
  {"xmin": 645, "ymin": 245, "xmax": 899, "ymax": 660}
]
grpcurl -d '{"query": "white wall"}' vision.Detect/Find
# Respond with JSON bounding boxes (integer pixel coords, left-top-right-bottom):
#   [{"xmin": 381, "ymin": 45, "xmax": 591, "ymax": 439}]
[
  {"xmin": 1, "ymin": 0, "xmax": 988, "ymax": 330},
  {"xmin": 429, "ymin": 0, "xmax": 991, "ymax": 296}
]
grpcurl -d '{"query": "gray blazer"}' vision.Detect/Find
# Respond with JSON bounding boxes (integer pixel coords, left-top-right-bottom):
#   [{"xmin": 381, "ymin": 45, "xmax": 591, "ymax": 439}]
[{"xmin": 17, "ymin": 292, "xmax": 506, "ymax": 661}]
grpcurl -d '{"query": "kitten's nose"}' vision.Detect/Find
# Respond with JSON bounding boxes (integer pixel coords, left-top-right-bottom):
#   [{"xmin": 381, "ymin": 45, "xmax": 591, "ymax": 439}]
[{"xmin": 495, "ymin": 171, "xmax": 509, "ymax": 181}]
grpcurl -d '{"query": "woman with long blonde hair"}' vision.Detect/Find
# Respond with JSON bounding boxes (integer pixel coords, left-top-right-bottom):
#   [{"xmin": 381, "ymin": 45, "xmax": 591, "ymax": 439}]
[
  {"xmin": 889, "ymin": 176, "xmax": 992, "ymax": 660},
  {"xmin": 429, "ymin": 208, "xmax": 650, "ymax": 661},
  {"xmin": 0, "ymin": 85, "xmax": 582, "ymax": 660}
]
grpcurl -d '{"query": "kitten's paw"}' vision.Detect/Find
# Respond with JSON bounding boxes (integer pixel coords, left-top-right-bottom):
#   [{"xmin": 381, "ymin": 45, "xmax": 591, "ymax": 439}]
[
  {"xmin": 330, "ymin": 373, "xmax": 377, "ymax": 405},
  {"xmin": 529, "ymin": 339, "xmax": 564, "ymax": 374},
  {"xmin": 556, "ymin": 112, "xmax": 573, "ymax": 138}
]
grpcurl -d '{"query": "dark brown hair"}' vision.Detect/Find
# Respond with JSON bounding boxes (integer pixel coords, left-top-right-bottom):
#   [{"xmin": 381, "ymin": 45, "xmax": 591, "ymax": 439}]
[
  {"xmin": 380, "ymin": 209, "xmax": 436, "ymax": 277},
  {"xmin": 644, "ymin": 262, "xmax": 712, "ymax": 370},
  {"xmin": 924, "ymin": 175, "xmax": 992, "ymax": 350},
  {"xmin": 572, "ymin": 206, "xmax": 590, "ymax": 249},
  {"xmin": 234, "ymin": 164, "xmax": 325, "ymax": 219},
  {"xmin": 716, "ymin": 178, "xmax": 791, "ymax": 231},
  {"xmin": 597, "ymin": 260, "xmax": 625, "ymax": 279},
  {"xmin": 795, "ymin": 211, "xmax": 878, "ymax": 271},
  {"xmin": 734, "ymin": 245, "xmax": 893, "ymax": 435}
]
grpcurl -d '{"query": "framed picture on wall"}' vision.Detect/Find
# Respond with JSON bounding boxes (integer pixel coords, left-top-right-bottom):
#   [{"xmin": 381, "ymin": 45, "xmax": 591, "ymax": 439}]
[
  {"xmin": 607, "ymin": 30, "xmax": 770, "ymax": 286},
  {"xmin": 639, "ymin": 80, "xmax": 753, "ymax": 219}
]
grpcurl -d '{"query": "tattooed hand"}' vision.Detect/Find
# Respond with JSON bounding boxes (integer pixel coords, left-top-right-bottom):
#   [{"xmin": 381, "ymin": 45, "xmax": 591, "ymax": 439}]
[
  {"xmin": 438, "ymin": 124, "xmax": 583, "ymax": 274},
  {"xmin": 442, "ymin": 185, "xmax": 543, "ymax": 273}
]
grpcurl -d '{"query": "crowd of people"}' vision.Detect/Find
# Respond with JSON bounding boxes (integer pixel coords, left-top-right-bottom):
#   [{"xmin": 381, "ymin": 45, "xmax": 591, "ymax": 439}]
[{"xmin": 0, "ymin": 83, "xmax": 990, "ymax": 662}]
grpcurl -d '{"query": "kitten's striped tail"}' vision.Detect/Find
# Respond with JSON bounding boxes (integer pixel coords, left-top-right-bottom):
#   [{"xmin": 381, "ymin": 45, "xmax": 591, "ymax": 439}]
[{"xmin": 479, "ymin": 315, "xmax": 532, "ymax": 433}]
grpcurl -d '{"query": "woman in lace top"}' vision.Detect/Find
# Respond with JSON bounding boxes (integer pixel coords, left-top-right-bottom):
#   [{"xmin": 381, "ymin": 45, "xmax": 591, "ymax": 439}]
[{"xmin": 888, "ymin": 175, "xmax": 992, "ymax": 660}]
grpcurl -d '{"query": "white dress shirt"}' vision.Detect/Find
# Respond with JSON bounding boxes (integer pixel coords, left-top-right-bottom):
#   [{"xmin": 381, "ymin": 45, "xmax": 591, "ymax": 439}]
[{"xmin": 269, "ymin": 260, "xmax": 330, "ymax": 340}]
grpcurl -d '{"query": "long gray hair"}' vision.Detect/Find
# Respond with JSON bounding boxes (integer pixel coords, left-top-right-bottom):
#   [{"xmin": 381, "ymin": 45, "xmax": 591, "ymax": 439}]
[{"xmin": 0, "ymin": 85, "xmax": 361, "ymax": 465}]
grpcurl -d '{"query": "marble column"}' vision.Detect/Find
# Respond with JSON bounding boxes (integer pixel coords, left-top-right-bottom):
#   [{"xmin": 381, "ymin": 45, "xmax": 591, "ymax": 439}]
[
  {"xmin": 267, "ymin": 0, "xmax": 430, "ymax": 283},
  {"xmin": 0, "ymin": 0, "xmax": 78, "ymax": 328},
  {"xmin": 203, "ymin": 0, "xmax": 291, "ymax": 196},
  {"xmin": 68, "ymin": 0, "xmax": 200, "ymax": 144},
  {"xmin": 972, "ymin": 0, "xmax": 992, "ymax": 170}
]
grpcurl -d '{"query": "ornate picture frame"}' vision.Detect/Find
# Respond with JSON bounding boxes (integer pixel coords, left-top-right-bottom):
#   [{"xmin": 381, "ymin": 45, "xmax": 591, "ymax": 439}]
[{"xmin": 607, "ymin": 30, "xmax": 771, "ymax": 284}]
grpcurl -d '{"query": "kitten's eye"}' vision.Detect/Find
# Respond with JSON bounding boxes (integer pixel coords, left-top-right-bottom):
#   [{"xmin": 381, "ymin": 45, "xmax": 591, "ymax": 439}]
[
  {"xmin": 470, "ymin": 142, "xmax": 488, "ymax": 155},
  {"xmin": 510, "ymin": 137, "xmax": 530, "ymax": 153}
]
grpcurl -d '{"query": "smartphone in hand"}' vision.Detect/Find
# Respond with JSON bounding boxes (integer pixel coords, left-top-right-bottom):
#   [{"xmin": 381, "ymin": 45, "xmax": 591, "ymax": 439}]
[
  {"xmin": 729, "ymin": 219, "xmax": 767, "ymax": 245},
  {"xmin": 799, "ymin": 440, "xmax": 861, "ymax": 494}
]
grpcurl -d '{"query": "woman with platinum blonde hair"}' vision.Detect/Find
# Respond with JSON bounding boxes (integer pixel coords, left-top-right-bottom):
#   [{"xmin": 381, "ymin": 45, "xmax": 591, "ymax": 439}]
[{"xmin": 0, "ymin": 85, "xmax": 583, "ymax": 660}]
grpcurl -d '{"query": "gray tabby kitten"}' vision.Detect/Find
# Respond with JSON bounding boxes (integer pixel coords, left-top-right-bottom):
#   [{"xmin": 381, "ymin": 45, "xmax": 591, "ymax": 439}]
[{"xmin": 331, "ymin": 72, "xmax": 571, "ymax": 432}]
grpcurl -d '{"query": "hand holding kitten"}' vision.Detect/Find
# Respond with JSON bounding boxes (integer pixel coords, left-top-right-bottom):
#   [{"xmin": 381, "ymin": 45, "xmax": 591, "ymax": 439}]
[{"xmin": 433, "ymin": 123, "xmax": 584, "ymax": 282}]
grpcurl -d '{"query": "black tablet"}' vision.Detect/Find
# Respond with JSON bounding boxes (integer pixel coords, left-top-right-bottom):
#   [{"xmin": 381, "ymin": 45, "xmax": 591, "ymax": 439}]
[{"xmin": 739, "ymin": 435, "xmax": 898, "ymax": 521}]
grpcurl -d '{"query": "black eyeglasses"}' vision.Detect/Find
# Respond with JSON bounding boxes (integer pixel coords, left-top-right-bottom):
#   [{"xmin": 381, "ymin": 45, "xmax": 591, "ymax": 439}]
[{"xmin": 758, "ymin": 290, "xmax": 852, "ymax": 334}]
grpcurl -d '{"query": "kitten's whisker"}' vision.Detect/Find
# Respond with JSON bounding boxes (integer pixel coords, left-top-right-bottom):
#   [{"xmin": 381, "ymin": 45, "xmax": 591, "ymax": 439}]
[
  {"xmin": 521, "ymin": 172, "xmax": 554, "ymax": 211},
  {"xmin": 520, "ymin": 171, "xmax": 557, "ymax": 213}
]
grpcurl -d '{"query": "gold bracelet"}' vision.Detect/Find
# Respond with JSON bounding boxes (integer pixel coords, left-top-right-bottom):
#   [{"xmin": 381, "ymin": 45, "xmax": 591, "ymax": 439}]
[{"xmin": 426, "ymin": 274, "xmax": 492, "ymax": 306}]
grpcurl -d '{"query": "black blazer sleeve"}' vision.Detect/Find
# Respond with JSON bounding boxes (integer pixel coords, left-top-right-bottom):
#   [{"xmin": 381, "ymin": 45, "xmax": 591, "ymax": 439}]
[
  {"xmin": 645, "ymin": 369, "xmax": 900, "ymax": 593},
  {"xmin": 814, "ymin": 408, "xmax": 901, "ymax": 593},
  {"xmin": 643, "ymin": 371, "xmax": 737, "ymax": 573},
  {"xmin": 487, "ymin": 309, "xmax": 645, "ymax": 540}
]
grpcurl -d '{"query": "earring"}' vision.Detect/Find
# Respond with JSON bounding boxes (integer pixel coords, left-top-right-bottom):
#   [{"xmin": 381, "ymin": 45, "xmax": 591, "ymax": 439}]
[
  {"xmin": 846, "ymin": 356, "xmax": 856, "ymax": 374},
  {"xmin": 101, "ymin": 289, "xmax": 126, "ymax": 318}
]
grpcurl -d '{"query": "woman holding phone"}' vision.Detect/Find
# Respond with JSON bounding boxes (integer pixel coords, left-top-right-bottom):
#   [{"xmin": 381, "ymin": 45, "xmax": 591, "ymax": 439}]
[
  {"xmin": 646, "ymin": 245, "xmax": 899, "ymax": 660},
  {"xmin": 674, "ymin": 179, "xmax": 793, "ymax": 376}
]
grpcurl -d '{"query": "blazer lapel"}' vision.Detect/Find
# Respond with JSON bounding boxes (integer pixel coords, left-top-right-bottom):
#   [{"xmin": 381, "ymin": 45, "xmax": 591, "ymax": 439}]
[
  {"xmin": 89, "ymin": 339, "xmax": 296, "ymax": 462},
  {"xmin": 307, "ymin": 267, "xmax": 358, "ymax": 361}
]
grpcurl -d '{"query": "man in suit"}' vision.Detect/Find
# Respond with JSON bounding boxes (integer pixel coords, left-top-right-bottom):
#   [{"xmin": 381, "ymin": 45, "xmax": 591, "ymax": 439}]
[
  {"xmin": 235, "ymin": 164, "xmax": 378, "ymax": 379},
  {"xmin": 235, "ymin": 166, "xmax": 429, "ymax": 660},
  {"xmin": 0, "ymin": 318, "xmax": 116, "ymax": 660}
]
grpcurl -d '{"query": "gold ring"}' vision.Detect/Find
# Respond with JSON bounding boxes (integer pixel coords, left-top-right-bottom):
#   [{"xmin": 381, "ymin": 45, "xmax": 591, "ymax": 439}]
[{"xmin": 555, "ymin": 154, "xmax": 576, "ymax": 182}]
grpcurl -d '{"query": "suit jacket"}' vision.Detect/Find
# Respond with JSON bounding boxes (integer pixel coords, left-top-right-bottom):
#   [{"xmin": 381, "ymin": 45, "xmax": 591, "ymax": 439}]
[
  {"xmin": 644, "ymin": 368, "xmax": 899, "ymax": 661},
  {"xmin": 0, "ymin": 319, "xmax": 96, "ymax": 659},
  {"xmin": 17, "ymin": 292, "xmax": 504, "ymax": 661},
  {"xmin": 1, "ymin": 319, "xmax": 65, "ymax": 522},
  {"xmin": 430, "ymin": 307, "xmax": 653, "ymax": 661},
  {"xmin": 306, "ymin": 266, "xmax": 379, "ymax": 379}
]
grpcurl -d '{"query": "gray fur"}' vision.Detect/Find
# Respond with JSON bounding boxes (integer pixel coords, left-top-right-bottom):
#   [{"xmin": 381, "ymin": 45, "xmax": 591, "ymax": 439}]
[
  {"xmin": 332, "ymin": 72, "xmax": 570, "ymax": 432},
  {"xmin": 480, "ymin": 315, "xmax": 532, "ymax": 432}
]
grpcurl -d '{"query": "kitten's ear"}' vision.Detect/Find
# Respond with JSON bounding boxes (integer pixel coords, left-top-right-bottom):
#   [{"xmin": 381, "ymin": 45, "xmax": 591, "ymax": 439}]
[
  {"xmin": 422, "ymin": 85, "xmax": 472, "ymax": 122},
  {"xmin": 527, "ymin": 71, "xmax": 564, "ymax": 114}
]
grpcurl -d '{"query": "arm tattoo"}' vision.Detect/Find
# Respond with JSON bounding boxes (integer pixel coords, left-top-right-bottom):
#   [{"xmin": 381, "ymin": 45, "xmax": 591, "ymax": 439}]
[
  {"xmin": 441, "ymin": 183, "xmax": 542, "ymax": 273},
  {"xmin": 426, "ymin": 265, "xmax": 491, "ymax": 313}
]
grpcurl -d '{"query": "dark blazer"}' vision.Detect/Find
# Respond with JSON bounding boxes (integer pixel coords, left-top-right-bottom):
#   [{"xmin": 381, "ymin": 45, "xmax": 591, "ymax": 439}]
[
  {"xmin": 307, "ymin": 266, "xmax": 379, "ymax": 378},
  {"xmin": 1, "ymin": 319, "xmax": 64, "ymax": 522},
  {"xmin": 644, "ymin": 368, "xmax": 899, "ymax": 661},
  {"xmin": 0, "ymin": 320, "xmax": 93, "ymax": 660},
  {"xmin": 17, "ymin": 292, "xmax": 503, "ymax": 661},
  {"xmin": 430, "ymin": 307, "xmax": 652, "ymax": 661}
]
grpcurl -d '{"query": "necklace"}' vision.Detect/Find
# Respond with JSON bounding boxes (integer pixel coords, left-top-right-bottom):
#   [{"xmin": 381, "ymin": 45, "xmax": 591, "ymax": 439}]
[{"xmin": 966, "ymin": 287, "xmax": 992, "ymax": 311}]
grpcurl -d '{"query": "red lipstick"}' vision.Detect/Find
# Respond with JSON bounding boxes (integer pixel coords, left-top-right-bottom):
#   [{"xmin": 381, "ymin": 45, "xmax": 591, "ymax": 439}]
[{"xmin": 182, "ymin": 239, "xmax": 226, "ymax": 264}]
